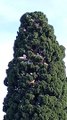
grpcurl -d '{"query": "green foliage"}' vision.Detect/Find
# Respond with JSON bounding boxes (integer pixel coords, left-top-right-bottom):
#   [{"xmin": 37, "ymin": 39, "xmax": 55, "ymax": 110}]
[{"xmin": 3, "ymin": 12, "xmax": 67, "ymax": 120}]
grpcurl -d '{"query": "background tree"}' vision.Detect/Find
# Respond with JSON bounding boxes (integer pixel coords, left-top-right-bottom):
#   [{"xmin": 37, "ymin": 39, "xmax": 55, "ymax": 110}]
[{"xmin": 3, "ymin": 12, "xmax": 67, "ymax": 120}]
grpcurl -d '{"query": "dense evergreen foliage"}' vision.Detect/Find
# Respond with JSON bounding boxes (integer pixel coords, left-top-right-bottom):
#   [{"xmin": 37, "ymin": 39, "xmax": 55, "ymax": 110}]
[{"xmin": 3, "ymin": 12, "xmax": 67, "ymax": 120}]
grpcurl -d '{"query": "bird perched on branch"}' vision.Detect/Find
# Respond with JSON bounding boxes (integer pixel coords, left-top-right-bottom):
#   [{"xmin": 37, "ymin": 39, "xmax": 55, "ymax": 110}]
[
  {"xmin": 18, "ymin": 54, "xmax": 27, "ymax": 60},
  {"xmin": 44, "ymin": 62, "xmax": 48, "ymax": 66},
  {"xmin": 23, "ymin": 28, "xmax": 26, "ymax": 32},
  {"xmin": 29, "ymin": 80, "xmax": 35, "ymax": 84}
]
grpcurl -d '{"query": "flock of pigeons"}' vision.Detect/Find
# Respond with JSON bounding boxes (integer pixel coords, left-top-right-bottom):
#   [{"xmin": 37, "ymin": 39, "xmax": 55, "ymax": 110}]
[{"xmin": 18, "ymin": 53, "xmax": 48, "ymax": 85}]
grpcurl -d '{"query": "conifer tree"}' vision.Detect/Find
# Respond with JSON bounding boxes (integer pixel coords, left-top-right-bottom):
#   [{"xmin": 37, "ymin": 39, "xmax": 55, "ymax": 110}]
[{"xmin": 3, "ymin": 12, "xmax": 67, "ymax": 120}]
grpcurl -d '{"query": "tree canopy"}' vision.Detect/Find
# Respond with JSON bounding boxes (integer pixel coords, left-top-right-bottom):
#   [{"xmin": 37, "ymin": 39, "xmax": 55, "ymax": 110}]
[{"xmin": 3, "ymin": 11, "xmax": 67, "ymax": 120}]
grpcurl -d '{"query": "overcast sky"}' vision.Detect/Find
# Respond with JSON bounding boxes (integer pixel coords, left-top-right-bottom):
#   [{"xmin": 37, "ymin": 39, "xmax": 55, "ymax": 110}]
[{"xmin": 0, "ymin": 0, "xmax": 67, "ymax": 119}]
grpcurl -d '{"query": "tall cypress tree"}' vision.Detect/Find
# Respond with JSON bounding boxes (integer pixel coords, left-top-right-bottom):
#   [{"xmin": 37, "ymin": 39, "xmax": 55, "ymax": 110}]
[{"xmin": 3, "ymin": 12, "xmax": 67, "ymax": 120}]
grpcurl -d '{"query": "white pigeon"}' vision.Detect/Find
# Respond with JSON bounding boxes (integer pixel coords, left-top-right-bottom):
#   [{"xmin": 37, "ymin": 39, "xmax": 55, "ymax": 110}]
[
  {"xmin": 18, "ymin": 54, "xmax": 27, "ymax": 60},
  {"xmin": 29, "ymin": 80, "xmax": 35, "ymax": 84}
]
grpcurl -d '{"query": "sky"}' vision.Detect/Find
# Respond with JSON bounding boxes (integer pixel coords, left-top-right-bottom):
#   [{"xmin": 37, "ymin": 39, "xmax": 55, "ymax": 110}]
[{"xmin": 0, "ymin": 0, "xmax": 67, "ymax": 119}]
